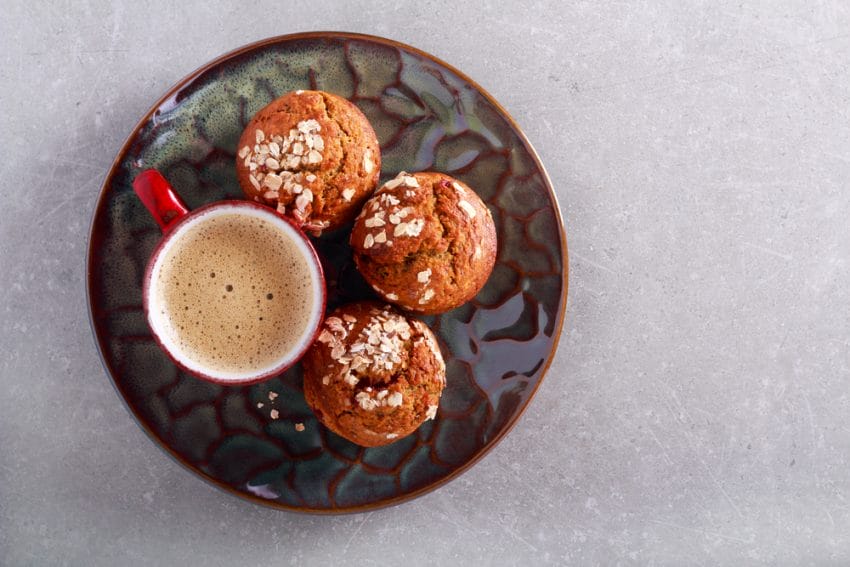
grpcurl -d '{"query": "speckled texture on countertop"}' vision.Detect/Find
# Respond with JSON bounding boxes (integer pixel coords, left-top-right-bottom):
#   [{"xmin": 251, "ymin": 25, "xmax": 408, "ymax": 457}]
[{"xmin": 2, "ymin": 1, "xmax": 850, "ymax": 565}]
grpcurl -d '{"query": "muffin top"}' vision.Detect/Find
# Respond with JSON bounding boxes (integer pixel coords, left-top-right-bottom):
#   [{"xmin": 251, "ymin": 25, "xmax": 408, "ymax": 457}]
[
  {"xmin": 235, "ymin": 90, "xmax": 381, "ymax": 235},
  {"xmin": 302, "ymin": 301, "xmax": 445, "ymax": 447},
  {"xmin": 350, "ymin": 171, "xmax": 497, "ymax": 314}
]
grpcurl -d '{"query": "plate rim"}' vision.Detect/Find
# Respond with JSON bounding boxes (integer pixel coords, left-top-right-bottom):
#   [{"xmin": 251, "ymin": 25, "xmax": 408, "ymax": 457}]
[{"xmin": 85, "ymin": 31, "xmax": 569, "ymax": 514}]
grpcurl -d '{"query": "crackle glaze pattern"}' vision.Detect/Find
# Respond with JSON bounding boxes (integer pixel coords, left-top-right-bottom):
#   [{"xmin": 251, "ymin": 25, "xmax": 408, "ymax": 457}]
[{"xmin": 87, "ymin": 33, "xmax": 567, "ymax": 512}]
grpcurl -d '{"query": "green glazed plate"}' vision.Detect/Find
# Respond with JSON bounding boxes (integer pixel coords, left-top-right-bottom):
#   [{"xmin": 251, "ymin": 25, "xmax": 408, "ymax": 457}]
[{"xmin": 87, "ymin": 32, "xmax": 568, "ymax": 513}]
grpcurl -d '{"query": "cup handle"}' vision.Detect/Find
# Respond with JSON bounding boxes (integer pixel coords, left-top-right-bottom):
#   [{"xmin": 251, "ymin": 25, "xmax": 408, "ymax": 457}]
[{"xmin": 132, "ymin": 169, "xmax": 190, "ymax": 232}]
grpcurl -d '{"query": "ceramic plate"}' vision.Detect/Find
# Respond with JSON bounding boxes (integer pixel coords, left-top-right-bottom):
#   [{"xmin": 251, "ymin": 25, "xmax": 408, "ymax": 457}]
[{"xmin": 87, "ymin": 32, "xmax": 568, "ymax": 513}]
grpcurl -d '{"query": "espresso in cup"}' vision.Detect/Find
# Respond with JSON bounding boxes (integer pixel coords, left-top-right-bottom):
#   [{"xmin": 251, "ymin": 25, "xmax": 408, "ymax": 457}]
[{"xmin": 144, "ymin": 204, "xmax": 325, "ymax": 382}]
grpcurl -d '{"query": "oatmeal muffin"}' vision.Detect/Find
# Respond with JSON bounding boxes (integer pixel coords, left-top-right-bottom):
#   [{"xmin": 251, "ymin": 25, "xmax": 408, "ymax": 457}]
[
  {"xmin": 350, "ymin": 171, "xmax": 497, "ymax": 314},
  {"xmin": 235, "ymin": 90, "xmax": 381, "ymax": 235},
  {"xmin": 302, "ymin": 302, "xmax": 445, "ymax": 447}
]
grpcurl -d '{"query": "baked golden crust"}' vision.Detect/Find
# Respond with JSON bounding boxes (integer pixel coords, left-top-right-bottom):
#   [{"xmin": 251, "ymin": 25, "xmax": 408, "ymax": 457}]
[
  {"xmin": 350, "ymin": 171, "xmax": 497, "ymax": 314},
  {"xmin": 302, "ymin": 302, "xmax": 445, "ymax": 447},
  {"xmin": 235, "ymin": 90, "xmax": 381, "ymax": 235}
]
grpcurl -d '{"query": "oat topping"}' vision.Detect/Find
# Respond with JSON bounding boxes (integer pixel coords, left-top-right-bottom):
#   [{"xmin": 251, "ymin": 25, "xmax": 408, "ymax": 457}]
[
  {"xmin": 417, "ymin": 268, "xmax": 432, "ymax": 283},
  {"xmin": 318, "ymin": 308, "xmax": 417, "ymax": 412},
  {"xmin": 364, "ymin": 215, "xmax": 386, "ymax": 228},
  {"xmin": 342, "ymin": 188, "xmax": 355, "ymax": 201},
  {"xmin": 381, "ymin": 171, "xmax": 419, "ymax": 192},
  {"xmin": 387, "ymin": 391, "xmax": 404, "ymax": 407},
  {"xmin": 425, "ymin": 404, "xmax": 438, "ymax": 420},
  {"xmin": 402, "ymin": 175, "xmax": 419, "ymax": 187},
  {"xmin": 358, "ymin": 173, "xmax": 430, "ymax": 252},
  {"xmin": 383, "ymin": 177, "xmax": 404, "ymax": 191},
  {"xmin": 295, "ymin": 423, "xmax": 305, "ymax": 432},
  {"xmin": 458, "ymin": 199, "xmax": 477, "ymax": 218},
  {"xmin": 344, "ymin": 373, "xmax": 359, "ymax": 387},
  {"xmin": 363, "ymin": 149, "xmax": 374, "ymax": 173},
  {"xmin": 240, "ymin": 120, "xmax": 325, "ymax": 224},
  {"xmin": 355, "ymin": 391, "xmax": 379, "ymax": 410},
  {"xmin": 325, "ymin": 317, "xmax": 347, "ymax": 335},
  {"xmin": 386, "ymin": 433, "xmax": 399, "ymax": 439},
  {"xmin": 387, "ymin": 206, "xmax": 411, "ymax": 224},
  {"xmin": 264, "ymin": 173, "xmax": 283, "ymax": 190},
  {"xmin": 318, "ymin": 317, "xmax": 349, "ymax": 361},
  {"xmin": 295, "ymin": 189, "xmax": 313, "ymax": 212},
  {"xmin": 393, "ymin": 218, "xmax": 425, "ymax": 238},
  {"xmin": 474, "ymin": 245, "xmax": 482, "ymax": 259},
  {"xmin": 386, "ymin": 293, "xmax": 399, "ymax": 301},
  {"xmin": 452, "ymin": 181, "xmax": 467, "ymax": 196},
  {"xmin": 354, "ymin": 388, "xmax": 403, "ymax": 411},
  {"xmin": 418, "ymin": 289, "xmax": 435, "ymax": 305}
]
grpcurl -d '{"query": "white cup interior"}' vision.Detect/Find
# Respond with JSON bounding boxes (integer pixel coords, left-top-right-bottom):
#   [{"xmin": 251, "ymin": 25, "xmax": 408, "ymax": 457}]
[{"xmin": 146, "ymin": 204, "xmax": 324, "ymax": 383}]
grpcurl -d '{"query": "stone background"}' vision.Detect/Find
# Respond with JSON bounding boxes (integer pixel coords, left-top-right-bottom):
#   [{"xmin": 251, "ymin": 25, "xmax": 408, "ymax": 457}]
[{"xmin": 2, "ymin": 1, "xmax": 849, "ymax": 564}]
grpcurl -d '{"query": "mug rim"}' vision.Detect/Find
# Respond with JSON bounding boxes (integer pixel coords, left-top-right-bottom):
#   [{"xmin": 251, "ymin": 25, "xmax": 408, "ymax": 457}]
[{"xmin": 141, "ymin": 199, "xmax": 327, "ymax": 386}]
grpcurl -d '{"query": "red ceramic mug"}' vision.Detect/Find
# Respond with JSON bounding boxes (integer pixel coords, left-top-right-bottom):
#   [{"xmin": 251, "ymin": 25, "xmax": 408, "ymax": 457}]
[{"xmin": 133, "ymin": 170, "xmax": 326, "ymax": 385}]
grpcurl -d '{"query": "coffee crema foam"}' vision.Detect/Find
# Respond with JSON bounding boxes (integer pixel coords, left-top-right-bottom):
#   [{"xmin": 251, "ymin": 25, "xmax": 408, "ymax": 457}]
[{"xmin": 150, "ymin": 210, "xmax": 319, "ymax": 378}]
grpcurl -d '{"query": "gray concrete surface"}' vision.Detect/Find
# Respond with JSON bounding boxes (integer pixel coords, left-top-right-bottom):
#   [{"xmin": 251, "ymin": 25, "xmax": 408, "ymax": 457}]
[{"xmin": 2, "ymin": 1, "xmax": 850, "ymax": 565}]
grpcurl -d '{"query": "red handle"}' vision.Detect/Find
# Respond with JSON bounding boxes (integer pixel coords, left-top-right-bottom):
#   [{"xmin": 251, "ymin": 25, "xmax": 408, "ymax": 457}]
[{"xmin": 132, "ymin": 169, "xmax": 190, "ymax": 232}]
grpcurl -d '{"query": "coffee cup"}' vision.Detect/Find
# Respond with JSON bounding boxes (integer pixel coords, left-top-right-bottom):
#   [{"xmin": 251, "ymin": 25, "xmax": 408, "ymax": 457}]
[{"xmin": 133, "ymin": 169, "xmax": 326, "ymax": 385}]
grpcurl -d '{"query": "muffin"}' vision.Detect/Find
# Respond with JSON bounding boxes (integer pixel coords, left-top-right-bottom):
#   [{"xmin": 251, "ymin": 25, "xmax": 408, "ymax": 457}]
[
  {"xmin": 235, "ymin": 90, "xmax": 381, "ymax": 235},
  {"xmin": 350, "ymin": 171, "xmax": 497, "ymax": 314},
  {"xmin": 302, "ymin": 302, "xmax": 445, "ymax": 447}
]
